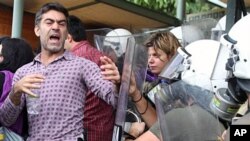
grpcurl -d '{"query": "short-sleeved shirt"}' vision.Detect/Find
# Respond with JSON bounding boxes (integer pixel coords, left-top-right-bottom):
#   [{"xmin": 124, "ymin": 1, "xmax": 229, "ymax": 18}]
[
  {"xmin": 150, "ymin": 104, "xmax": 225, "ymax": 141},
  {"xmin": 0, "ymin": 51, "xmax": 118, "ymax": 141}
]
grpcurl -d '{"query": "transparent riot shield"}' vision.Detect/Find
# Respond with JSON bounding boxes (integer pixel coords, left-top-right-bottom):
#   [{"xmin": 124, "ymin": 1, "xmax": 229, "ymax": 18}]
[
  {"xmin": 86, "ymin": 28, "xmax": 113, "ymax": 36},
  {"xmin": 94, "ymin": 31, "xmax": 134, "ymax": 75},
  {"xmin": 155, "ymin": 77, "xmax": 225, "ymax": 141},
  {"xmin": 86, "ymin": 28, "xmax": 113, "ymax": 48},
  {"xmin": 182, "ymin": 18, "xmax": 222, "ymax": 47},
  {"xmin": 211, "ymin": 16, "xmax": 226, "ymax": 41},
  {"xmin": 112, "ymin": 34, "xmax": 149, "ymax": 141},
  {"xmin": 138, "ymin": 27, "xmax": 174, "ymax": 34}
]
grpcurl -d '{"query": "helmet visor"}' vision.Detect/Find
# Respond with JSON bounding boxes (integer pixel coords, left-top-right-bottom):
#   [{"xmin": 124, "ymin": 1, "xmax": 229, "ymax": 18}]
[{"xmin": 159, "ymin": 47, "xmax": 190, "ymax": 80}]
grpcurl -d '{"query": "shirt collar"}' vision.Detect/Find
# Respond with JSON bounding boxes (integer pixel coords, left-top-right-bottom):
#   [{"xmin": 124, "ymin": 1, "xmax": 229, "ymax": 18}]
[{"xmin": 31, "ymin": 50, "xmax": 75, "ymax": 66}]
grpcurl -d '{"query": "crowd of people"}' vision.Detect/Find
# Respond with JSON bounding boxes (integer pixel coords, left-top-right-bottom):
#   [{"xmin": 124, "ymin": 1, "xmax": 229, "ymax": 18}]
[{"xmin": 0, "ymin": 1, "xmax": 249, "ymax": 141}]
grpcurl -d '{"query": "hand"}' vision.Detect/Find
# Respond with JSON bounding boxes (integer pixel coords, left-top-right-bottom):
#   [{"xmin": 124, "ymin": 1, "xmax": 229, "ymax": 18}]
[
  {"xmin": 220, "ymin": 130, "xmax": 227, "ymax": 141},
  {"xmin": 128, "ymin": 73, "xmax": 140, "ymax": 100},
  {"xmin": 129, "ymin": 122, "xmax": 145, "ymax": 138},
  {"xmin": 100, "ymin": 56, "xmax": 120, "ymax": 85},
  {"xmin": 13, "ymin": 73, "xmax": 45, "ymax": 97}
]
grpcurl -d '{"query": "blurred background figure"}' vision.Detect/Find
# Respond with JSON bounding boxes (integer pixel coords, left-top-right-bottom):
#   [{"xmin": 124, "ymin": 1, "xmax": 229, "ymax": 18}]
[
  {"xmin": 0, "ymin": 37, "xmax": 34, "ymax": 73},
  {"xmin": 65, "ymin": 15, "xmax": 120, "ymax": 141},
  {"xmin": 0, "ymin": 37, "xmax": 34, "ymax": 137}
]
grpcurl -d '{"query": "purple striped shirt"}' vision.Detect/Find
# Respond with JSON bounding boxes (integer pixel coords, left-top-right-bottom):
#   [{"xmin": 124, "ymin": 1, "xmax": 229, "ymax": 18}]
[{"xmin": 0, "ymin": 51, "xmax": 118, "ymax": 141}]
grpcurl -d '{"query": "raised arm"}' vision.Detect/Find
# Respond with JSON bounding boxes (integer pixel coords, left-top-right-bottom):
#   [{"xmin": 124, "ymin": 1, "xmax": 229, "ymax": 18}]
[
  {"xmin": 100, "ymin": 56, "xmax": 121, "ymax": 92},
  {"xmin": 129, "ymin": 74, "xmax": 157, "ymax": 127},
  {"xmin": 83, "ymin": 58, "xmax": 119, "ymax": 108}
]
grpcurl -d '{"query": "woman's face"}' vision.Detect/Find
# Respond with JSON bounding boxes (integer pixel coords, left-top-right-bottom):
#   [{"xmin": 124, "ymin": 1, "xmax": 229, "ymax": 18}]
[{"xmin": 148, "ymin": 47, "xmax": 170, "ymax": 75}]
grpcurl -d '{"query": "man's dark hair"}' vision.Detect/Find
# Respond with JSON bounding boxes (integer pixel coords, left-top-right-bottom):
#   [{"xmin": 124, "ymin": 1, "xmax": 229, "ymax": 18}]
[
  {"xmin": 35, "ymin": 2, "xmax": 69, "ymax": 26},
  {"xmin": 67, "ymin": 15, "xmax": 87, "ymax": 41}
]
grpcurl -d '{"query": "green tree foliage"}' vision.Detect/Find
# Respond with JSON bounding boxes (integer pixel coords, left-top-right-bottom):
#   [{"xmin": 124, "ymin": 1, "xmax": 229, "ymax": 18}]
[{"xmin": 126, "ymin": 0, "xmax": 216, "ymax": 16}]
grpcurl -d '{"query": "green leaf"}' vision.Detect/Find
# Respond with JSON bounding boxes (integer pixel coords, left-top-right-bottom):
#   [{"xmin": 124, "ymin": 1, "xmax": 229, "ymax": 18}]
[{"xmin": 144, "ymin": 0, "xmax": 149, "ymax": 5}]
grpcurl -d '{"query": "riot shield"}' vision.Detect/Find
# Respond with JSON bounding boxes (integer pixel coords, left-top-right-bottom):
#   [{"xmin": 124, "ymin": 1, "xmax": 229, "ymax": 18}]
[
  {"xmin": 182, "ymin": 18, "xmax": 221, "ymax": 47},
  {"xmin": 86, "ymin": 28, "xmax": 113, "ymax": 48},
  {"xmin": 138, "ymin": 27, "xmax": 174, "ymax": 34},
  {"xmin": 111, "ymin": 34, "xmax": 149, "ymax": 141},
  {"xmin": 94, "ymin": 31, "xmax": 134, "ymax": 74},
  {"xmin": 211, "ymin": 16, "xmax": 226, "ymax": 41},
  {"xmin": 155, "ymin": 77, "xmax": 225, "ymax": 141},
  {"xmin": 86, "ymin": 28, "xmax": 113, "ymax": 36}
]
